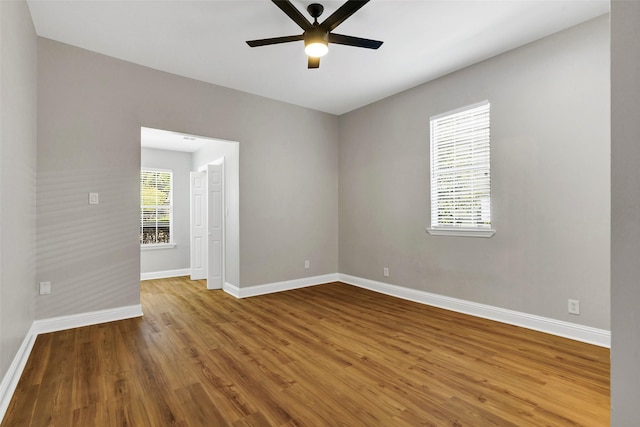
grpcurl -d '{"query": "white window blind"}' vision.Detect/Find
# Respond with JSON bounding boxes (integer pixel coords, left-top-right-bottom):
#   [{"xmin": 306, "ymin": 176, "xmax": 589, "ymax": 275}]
[
  {"xmin": 140, "ymin": 169, "xmax": 173, "ymax": 245},
  {"xmin": 429, "ymin": 101, "xmax": 493, "ymax": 237}
]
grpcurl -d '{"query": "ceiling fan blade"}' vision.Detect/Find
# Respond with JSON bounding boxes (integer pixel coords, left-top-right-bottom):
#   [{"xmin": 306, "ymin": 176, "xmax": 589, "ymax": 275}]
[
  {"xmin": 246, "ymin": 34, "xmax": 303, "ymax": 47},
  {"xmin": 272, "ymin": 0, "xmax": 312, "ymax": 31},
  {"xmin": 321, "ymin": 0, "xmax": 370, "ymax": 32},
  {"xmin": 308, "ymin": 56, "xmax": 320, "ymax": 69},
  {"xmin": 329, "ymin": 33, "xmax": 383, "ymax": 49}
]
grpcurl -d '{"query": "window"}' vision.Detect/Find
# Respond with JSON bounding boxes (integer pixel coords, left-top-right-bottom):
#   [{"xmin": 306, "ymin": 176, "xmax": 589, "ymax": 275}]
[
  {"xmin": 140, "ymin": 169, "xmax": 173, "ymax": 245},
  {"xmin": 428, "ymin": 101, "xmax": 494, "ymax": 237}
]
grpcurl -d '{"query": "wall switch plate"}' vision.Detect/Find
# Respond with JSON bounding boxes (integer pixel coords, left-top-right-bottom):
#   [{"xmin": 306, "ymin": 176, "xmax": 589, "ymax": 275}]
[
  {"xmin": 89, "ymin": 192, "xmax": 99, "ymax": 205},
  {"xmin": 568, "ymin": 299, "xmax": 580, "ymax": 315},
  {"xmin": 304, "ymin": 260, "xmax": 310, "ymax": 269},
  {"xmin": 383, "ymin": 267, "xmax": 389, "ymax": 277},
  {"xmin": 39, "ymin": 281, "xmax": 51, "ymax": 295}
]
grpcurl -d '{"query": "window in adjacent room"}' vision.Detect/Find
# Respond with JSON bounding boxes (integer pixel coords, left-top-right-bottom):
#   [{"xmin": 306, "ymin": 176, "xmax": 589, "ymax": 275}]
[
  {"xmin": 428, "ymin": 101, "xmax": 495, "ymax": 237},
  {"xmin": 140, "ymin": 168, "xmax": 174, "ymax": 246}
]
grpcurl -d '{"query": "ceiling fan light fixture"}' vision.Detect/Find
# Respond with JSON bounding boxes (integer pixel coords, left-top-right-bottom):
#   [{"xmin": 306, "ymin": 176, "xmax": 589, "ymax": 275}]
[
  {"xmin": 304, "ymin": 28, "xmax": 329, "ymax": 57},
  {"xmin": 305, "ymin": 40, "xmax": 328, "ymax": 58}
]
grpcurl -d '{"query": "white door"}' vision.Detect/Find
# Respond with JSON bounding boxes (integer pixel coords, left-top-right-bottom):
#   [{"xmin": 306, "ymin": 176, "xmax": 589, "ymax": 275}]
[
  {"xmin": 190, "ymin": 172, "xmax": 207, "ymax": 280},
  {"xmin": 207, "ymin": 160, "xmax": 224, "ymax": 289}
]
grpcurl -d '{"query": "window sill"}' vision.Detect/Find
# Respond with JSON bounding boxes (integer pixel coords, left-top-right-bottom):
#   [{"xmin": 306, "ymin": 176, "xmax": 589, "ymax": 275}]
[
  {"xmin": 426, "ymin": 228, "xmax": 495, "ymax": 238},
  {"xmin": 141, "ymin": 243, "xmax": 176, "ymax": 251}
]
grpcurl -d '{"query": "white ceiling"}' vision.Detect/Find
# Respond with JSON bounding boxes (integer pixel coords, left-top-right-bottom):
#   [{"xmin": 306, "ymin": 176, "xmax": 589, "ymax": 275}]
[{"xmin": 27, "ymin": 0, "xmax": 608, "ymax": 115}]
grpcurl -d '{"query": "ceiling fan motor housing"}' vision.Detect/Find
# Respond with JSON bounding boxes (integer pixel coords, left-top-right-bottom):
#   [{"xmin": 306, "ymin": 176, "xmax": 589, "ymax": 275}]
[{"xmin": 304, "ymin": 27, "xmax": 328, "ymax": 46}]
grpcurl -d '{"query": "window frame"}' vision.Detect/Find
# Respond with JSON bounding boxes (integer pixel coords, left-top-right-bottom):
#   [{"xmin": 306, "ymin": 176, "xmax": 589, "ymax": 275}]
[
  {"xmin": 140, "ymin": 168, "xmax": 175, "ymax": 248},
  {"xmin": 427, "ymin": 100, "xmax": 495, "ymax": 238}
]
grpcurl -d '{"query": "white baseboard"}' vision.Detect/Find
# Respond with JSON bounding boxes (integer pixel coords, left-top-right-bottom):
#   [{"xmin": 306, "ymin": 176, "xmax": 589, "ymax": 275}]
[
  {"xmin": 141, "ymin": 268, "xmax": 190, "ymax": 281},
  {"xmin": 339, "ymin": 274, "xmax": 611, "ymax": 348},
  {"xmin": 0, "ymin": 323, "xmax": 38, "ymax": 422},
  {"xmin": 0, "ymin": 304, "xmax": 143, "ymax": 423},
  {"xmin": 223, "ymin": 282, "xmax": 240, "ymax": 298},
  {"xmin": 228, "ymin": 274, "xmax": 339, "ymax": 299},
  {"xmin": 33, "ymin": 304, "xmax": 143, "ymax": 335}
]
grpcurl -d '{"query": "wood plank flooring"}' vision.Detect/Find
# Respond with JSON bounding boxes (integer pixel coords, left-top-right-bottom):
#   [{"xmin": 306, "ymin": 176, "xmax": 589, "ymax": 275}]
[{"xmin": 3, "ymin": 278, "xmax": 610, "ymax": 426}]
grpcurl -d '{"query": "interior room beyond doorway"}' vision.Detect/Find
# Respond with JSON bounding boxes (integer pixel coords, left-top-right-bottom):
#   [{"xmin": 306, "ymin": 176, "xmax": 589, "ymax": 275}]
[{"xmin": 140, "ymin": 127, "xmax": 240, "ymax": 291}]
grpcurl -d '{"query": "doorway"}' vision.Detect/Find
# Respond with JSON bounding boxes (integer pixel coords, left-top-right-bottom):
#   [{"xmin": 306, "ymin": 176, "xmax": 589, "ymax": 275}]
[{"xmin": 140, "ymin": 127, "xmax": 239, "ymax": 290}]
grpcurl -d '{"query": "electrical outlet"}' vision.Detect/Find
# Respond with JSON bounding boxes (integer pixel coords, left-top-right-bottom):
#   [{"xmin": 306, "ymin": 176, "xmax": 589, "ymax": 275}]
[
  {"xmin": 383, "ymin": 267, "xmax": 389, "ymax": 277},
  {"xmin": 39, "ymin": 281, "xmax": 51, "ymax": 295},
  {"xmin": 304, "ymin": 260, "xmax": 310, "ymax": 269},
  {"xmin": 568, "ymin": 299, "xmax": 580, "ymax": 315}
]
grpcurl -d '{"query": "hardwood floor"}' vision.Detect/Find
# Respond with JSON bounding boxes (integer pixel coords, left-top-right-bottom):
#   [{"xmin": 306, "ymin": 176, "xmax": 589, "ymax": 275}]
[{"xmin": 3, "ymin": 278, "xmax": 609, "ymax": 426}]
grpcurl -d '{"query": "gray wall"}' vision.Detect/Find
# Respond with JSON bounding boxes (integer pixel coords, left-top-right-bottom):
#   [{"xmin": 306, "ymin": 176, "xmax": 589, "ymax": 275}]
[
  {"xmin": 611, "ymin": 1, "xmax": 640, "ymax": 424},
  {"xmin": 338, "ymin": 16, "xmax": 610, "ymax": 330},
  {"xmin": 140, "ymin": 147, "xmax": 192, "ymax": 275},
  {"xmin": 0, "ymin": 0, "xmax": 37, "ymax": 377},
  {"xmin": 36, "ymin": 38, "xmax": 339, "ymax": 318}
]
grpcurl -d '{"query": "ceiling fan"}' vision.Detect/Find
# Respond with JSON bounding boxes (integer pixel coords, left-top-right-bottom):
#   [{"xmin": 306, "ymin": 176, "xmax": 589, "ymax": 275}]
[{"xmin": 246, "ymin": 0, "xmax": 383, "ymax": 69}]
